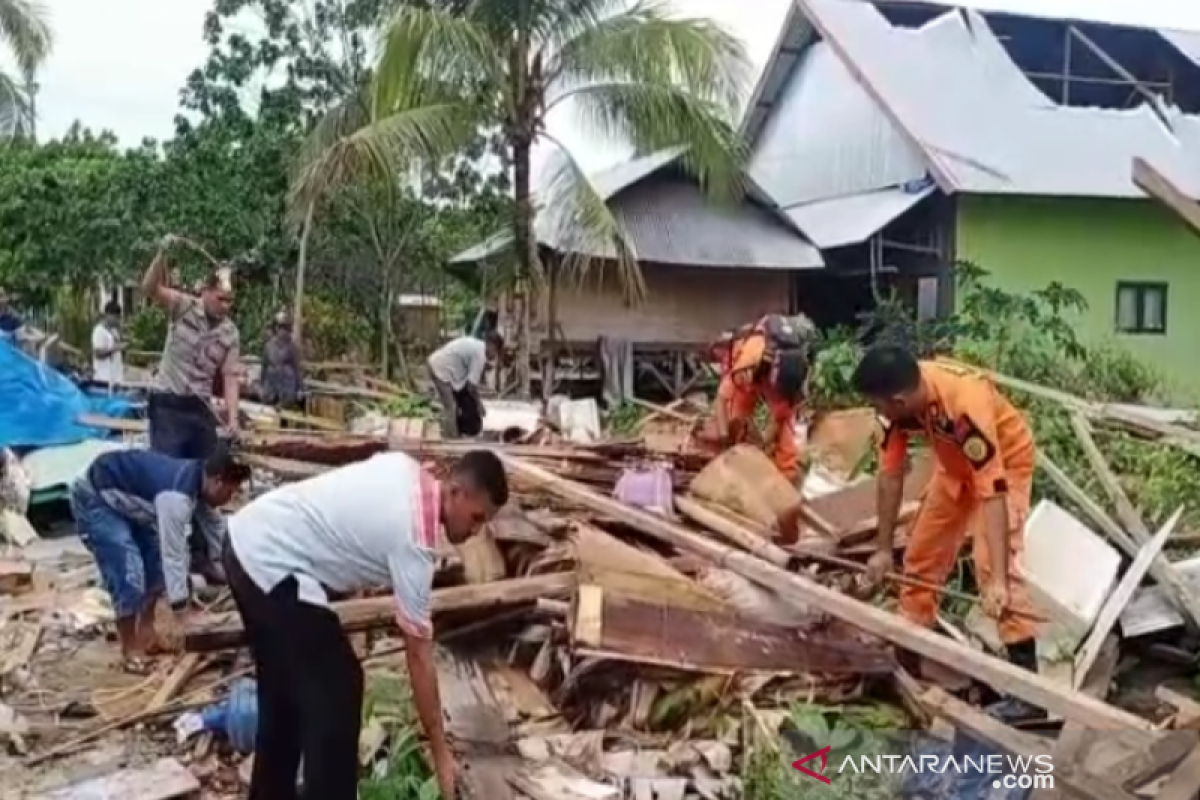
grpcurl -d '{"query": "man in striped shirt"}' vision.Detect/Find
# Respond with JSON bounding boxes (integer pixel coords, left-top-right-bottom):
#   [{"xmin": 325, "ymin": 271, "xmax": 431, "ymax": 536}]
[{"xmin": 223, "ymin": 449, "xmax": 508, "ymax": 800}]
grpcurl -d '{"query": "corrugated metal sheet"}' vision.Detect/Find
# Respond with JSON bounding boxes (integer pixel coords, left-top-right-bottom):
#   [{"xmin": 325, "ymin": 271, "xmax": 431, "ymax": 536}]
[
  {"xmin": 800, "ymin": 0, "xmax": 1200, "ymax": 198},
  {"xmin": 783, "ymin": 184, "xmax": 935, "ymax": 248},
  {"xmin": 744, "ymin": 0, "xmax": 1200, "ymax": 201},
  {"xmin": 452, "ymin": 150, "xmax": 824, "ymax": 269},
  {"xmin": 747, "ymin": 41, "xmax": 928, "ymax": 207},
  {"xmin": 1159, "ymin": 28, "xmax": 1200, "ymax": 69},
  {"xmin": 604, "ymin": 175, "xmax": 823, "ymax": 269}
]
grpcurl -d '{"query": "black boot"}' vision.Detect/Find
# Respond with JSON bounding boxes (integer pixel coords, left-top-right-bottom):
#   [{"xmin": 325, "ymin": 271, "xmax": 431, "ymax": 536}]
[{"xmin": 986, "ymin": 639, "xmax": 1046, "ymax": 722}]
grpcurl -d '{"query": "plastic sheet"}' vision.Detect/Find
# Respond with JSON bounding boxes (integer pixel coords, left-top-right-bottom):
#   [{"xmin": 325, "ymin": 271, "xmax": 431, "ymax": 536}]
[{"xmin": 0, "ymin": 340, "xmax": 135, "ymax": 449}]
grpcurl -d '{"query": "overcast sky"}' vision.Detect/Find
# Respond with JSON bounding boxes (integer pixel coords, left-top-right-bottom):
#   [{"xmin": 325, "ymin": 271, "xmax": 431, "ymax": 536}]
[{"xmin": 18, "ymin": 0, "xmax": 1200, "ymax": 169}]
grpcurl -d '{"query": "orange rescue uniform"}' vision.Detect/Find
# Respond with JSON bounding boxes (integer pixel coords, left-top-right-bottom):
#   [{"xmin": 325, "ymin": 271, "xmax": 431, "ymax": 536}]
[
  {"xmin": 715, "ymin": 328, "xmax": 801, "ymax": 481},
  {"xmin": 878, "ymin": 361, "xmax": 1037, "ymax": 644}
]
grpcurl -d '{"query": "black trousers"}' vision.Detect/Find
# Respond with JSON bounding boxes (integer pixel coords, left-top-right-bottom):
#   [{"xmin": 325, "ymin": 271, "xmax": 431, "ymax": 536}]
[{"xmin": 224, "ymin": 543, "xmax": 363, "ymax": 800}]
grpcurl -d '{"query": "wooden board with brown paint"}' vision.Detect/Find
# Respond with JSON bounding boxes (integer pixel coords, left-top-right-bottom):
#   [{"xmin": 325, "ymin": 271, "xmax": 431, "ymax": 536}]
[{"xmin": 570, "ymin": 584, "xmax": 893, "ymax": 676}]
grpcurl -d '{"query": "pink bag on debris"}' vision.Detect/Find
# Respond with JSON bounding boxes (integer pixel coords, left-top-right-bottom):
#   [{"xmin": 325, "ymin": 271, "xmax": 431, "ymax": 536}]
[{"xmin": 613, "ymin": 464, "xmax": 673, "ymax": 515}]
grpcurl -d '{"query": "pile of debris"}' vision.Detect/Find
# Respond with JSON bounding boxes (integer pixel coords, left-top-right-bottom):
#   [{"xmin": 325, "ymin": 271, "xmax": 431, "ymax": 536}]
[{"xmin": 4, "ymin": 366, "xmax": 1200, "ymax": 799}]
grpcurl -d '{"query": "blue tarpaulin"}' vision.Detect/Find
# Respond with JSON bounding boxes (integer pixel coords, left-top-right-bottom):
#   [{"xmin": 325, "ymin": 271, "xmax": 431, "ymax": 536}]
[{"xmin": 0, "ymin": 340, "xmax": 136, "ymax": 449}]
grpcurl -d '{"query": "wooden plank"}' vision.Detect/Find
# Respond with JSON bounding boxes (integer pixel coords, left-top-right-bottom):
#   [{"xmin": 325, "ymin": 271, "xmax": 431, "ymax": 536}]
[
  {"xmin": 1069, "ymin": 414, "xmax": 1200, "ymax": 632},
  {"xmin": 1032, "ymin": 636, "xmax": 1119, "ymax": 800},
  {"xmin": 1154, "ymin": 750, "xmax": 1200, "ymax": 800},
  {"xmin": 923, "ymin": 687, "xmax": 1140, "ymax": 800},
  {"xmin": 0, "ymin": 559, "xmax": 33, "ymax": 594},
  {"xmin": 1100, "ymin": 730, "xmax": 1197, "ymax": 790},
  {"xmin": 504, "ymin": 456, "xmax": 1155, "ymax": 732},
  {"xmin": 33, "ymin": 757, "xmax": 200, "ymax": 799},
  {"xmin": 1073, "ymin": 508, "xmax": 1182, "ymax": 688},
  {"xmin": 1132, "ymin": 156, "xmax": 1200, "ymax": 239},
  {"xmin": 184, "ymin": 573, "xmax": 575, "ymax": 651},
  {"xmin": 437, "ymin": 649, "xmax": 521, "ymax": 800},
  {"xmin": 569, "ymin": 584, "xmax": 893, "ymax": 676}
]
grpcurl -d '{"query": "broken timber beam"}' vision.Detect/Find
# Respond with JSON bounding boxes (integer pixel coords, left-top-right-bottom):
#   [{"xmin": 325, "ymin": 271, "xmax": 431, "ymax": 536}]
[
  {"xmin": 922, "ymin": 688, "xmax": 1141, "ymax": 800},
  {"xmin": 503, "ymin": 457, "xmax": 1154, "ymax": 732},
  {"xmin": 1068, "ymin": 413, "xmax": 1200, "ymax": 633},
  {"xmin": 1073, "ymin": 508, "xmax": 1182, "ymax": 687},
  {"xmin": 1133, "ymin": 156, "xmax": 1200, "ymax": 240},
  {"xmin": 184, "ymin": 573, "xmax": 575, "ymax": 652},
  {"xmin": 571, "ymin": 584, "xmax": 893, "ymax": 676}
]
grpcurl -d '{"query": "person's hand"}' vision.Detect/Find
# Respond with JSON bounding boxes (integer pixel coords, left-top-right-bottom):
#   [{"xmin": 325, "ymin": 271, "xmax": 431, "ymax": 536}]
[
  {"xmin": 982, "ymin": 580, "xmax": 1009, "ymax": 618},
  {"xmin": 865, "ymin": 549, "xmax": 894, "ymax": 588},
  {"xmin": 157, "ymin": 604, "xmax": 191, "ymax": 653},
  {"xmin": 432, "ymin": 747, "xmax": 457, "ymax": 799}
]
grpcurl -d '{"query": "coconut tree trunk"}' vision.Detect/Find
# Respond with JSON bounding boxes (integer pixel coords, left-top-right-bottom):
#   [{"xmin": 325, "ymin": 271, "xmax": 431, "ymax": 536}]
[
  {"xmin": 512, "ymin": 135, "xmax": 535, "ymax": 398},
  {"xmin": 292, "ymin": 201, "xmax": 314, "ymax": 350}
]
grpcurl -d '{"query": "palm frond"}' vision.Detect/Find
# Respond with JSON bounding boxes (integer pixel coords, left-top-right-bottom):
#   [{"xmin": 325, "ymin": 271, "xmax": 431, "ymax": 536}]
[
  {"xmin": 539, "ymin": 134, "xmax": 645, "ymax": 302},
  {"xmin": 0, "ymin": 0, "xmax": 51, "ymax": 76},
  {"xmin": 547, "ymin": 0, "xmax": 749, "ymax": 115},
  {"xmin": 562, "ymin": 80, "xmax": 747, "ymax": 202},
  {"xmin": 372, "ymin": 5, "xmax": 502, "ymax": 118},
  {"xmin": 527, "ymin": 0, "xmax": 629, "ymax": 50},
  {"xmin": 288, "ymin": 101, "xmax": 477, "ymax": 229},
  {"xmin": 0, "ymin": 69, "xmax": 28, "ymax": 137}
]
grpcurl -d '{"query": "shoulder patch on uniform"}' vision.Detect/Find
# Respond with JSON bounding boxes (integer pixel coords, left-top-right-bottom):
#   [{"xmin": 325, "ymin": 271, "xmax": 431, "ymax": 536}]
[{"xmin": 955, "ymin": 415, "xmax": 996, "ymax": 469}]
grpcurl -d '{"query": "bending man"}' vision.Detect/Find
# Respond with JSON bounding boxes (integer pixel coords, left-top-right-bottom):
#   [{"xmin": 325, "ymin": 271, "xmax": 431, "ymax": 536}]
[
  {"xmin": 426, "ymin": 331, "xmax": 503, "ymax": 438},
  {"xmin": 852, "ymin": 345, "xmax": 1040, "ymax": 721},
  {"xmin": 69, "ymin": 445, "xmax": 249, "ymax": 671},
  {"xmin": 710, "ymin": 313, "xmax": 814, "ymax": 483},
  {"xmin": 223, "ymin": 449, "xmax": 508, "ymax": 800}
]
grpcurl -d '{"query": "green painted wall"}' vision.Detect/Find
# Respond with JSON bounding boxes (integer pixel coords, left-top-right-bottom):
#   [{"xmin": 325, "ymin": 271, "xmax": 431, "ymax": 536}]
[{"xmin": 956, "ymin": 195, "xmax": 1200, "ymax": 401}]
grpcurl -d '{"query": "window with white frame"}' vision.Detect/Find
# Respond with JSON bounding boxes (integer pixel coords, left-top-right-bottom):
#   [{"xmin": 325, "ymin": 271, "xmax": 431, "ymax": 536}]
[{"xmin": 1115, "ymin": 281, "xmax": 1167, "ymax": 335}]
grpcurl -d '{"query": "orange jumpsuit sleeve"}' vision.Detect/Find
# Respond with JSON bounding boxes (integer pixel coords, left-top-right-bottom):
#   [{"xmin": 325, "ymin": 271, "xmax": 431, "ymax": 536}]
[
  {"xmin": 878, "ymin": 418, "xmax": 909, "ymax": 476},
  {"xmin": 717, "ymin": 334, "xmax": 765, "ymax": 404},
  {"xmin": 950, "ymin": 385, "xmax": 1008, "ymax": 499}
]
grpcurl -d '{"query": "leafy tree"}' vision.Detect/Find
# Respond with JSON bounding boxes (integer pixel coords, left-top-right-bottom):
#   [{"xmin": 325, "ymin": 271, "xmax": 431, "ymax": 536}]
[
  {"xmin": 351, "ymin": 0, "xmax": 752, "ymax": 393},
  {"xmin": 0, "ymin": 0, "xmax": 51, "ymax": 137},
  {"xmin": 0, "ymin": 127, "xmax": 154, "ymax": 296}
]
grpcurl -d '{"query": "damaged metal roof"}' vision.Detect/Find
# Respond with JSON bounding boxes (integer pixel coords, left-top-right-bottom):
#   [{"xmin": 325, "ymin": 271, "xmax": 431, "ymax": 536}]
[
  {"xmin": 452, "ymin": 150, "xmax": 824, "ymax": 270},
  {"xmin": 744, "ymin": 0, "xmax": 1200, "ymax": 201}
]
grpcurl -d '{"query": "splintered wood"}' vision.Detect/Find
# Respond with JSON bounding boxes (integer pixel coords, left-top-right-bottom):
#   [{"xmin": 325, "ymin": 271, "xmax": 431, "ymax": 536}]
[{"xmin": 123, "ymin": 384, "xmax": 1200, "ymax": 800}]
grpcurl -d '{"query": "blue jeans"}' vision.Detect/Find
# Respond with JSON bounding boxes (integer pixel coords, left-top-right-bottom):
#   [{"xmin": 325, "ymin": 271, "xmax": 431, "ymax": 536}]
[{"xmin": 69, "ymin": 478, "xmax": 164, "ymax": 619}]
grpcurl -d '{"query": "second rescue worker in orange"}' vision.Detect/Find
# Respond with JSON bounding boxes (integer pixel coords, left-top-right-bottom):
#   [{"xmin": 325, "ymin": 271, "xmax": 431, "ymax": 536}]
[
  {"xmin": 851, "ymin": 344, "xmax": 1041, "ymax": 721},
  {"xmin": 712, "ymin": 314, "xmax": 814, "ymax": 484}
]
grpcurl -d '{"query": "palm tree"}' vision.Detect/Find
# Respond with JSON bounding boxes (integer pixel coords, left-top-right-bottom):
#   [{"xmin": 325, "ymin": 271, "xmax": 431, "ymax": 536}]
[
  {"xmin": 0, "ymin": 0, "xmax": 52, "ymax": 137},
  {"xmin": 299, "ymin": 0, "xmax": 751, "ymax": 394}
]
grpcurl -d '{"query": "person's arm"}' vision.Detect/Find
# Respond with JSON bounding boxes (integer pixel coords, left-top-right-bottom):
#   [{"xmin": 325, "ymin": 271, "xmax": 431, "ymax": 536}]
[
  {"xmin": 387, "ymin": 544, "xmax": 454, "ymax": 792},
  {"xmin": 957, "ymin": 395, "xmax": 1009, "ymax": 588},
  {"xmin": 193, "ymin": 503, "xmax": 228, "ymax": 573},
  {"xmin": 222, "ymin": 334, "xmax": 242, "ymax": 430},
  {"xmin": 153, "ymin": 492, "xmax": 195, "ymax": 607},
  {"xmin": 140, "ymin": 242, "xmax": 189, "ymax": 315},
  {"xmin": 874, "ymin": 422, "xmax": 910, "ymax": 553}
]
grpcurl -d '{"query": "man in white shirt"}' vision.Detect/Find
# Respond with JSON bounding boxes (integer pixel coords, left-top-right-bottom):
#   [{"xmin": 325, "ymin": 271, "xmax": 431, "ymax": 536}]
[
  {"xmin": 222, "ymin": 449, "xmax": 509, "ymax": 800},
  {"xmin": 426, "ymin": 331, "xmax": 503, "ymax": 438},
  {"xmin": 90, "ymin": 302, "xmax": 125, "ymax": 387}
]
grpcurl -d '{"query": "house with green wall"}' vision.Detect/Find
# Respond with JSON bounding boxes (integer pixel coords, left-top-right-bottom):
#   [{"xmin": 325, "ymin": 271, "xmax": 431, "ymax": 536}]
[{"xmin": 740, "ymin": 0, "xmax": 1200, "ymax": 397}]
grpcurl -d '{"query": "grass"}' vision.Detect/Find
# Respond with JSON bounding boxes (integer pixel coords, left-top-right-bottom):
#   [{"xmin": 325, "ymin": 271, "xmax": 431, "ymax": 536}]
[{"xmin": 358, "ymin": 671, "xmax": 441, "ymax": 800}]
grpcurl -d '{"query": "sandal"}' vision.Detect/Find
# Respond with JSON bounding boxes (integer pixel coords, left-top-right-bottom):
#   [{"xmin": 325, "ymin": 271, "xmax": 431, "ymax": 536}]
[{"xmin": 121, "ymin": 656, "xmax": 156, "ymax": 676}]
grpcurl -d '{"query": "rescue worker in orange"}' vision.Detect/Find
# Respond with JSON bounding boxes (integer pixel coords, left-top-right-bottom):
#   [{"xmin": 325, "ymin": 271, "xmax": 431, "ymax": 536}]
[
  {"xmin": 709, "ymin": 313, "xmax": 814, "ymax": 485},
  {"xmin": 852, "ymin": 345, "xmax": 1041, "ymax": 721}
]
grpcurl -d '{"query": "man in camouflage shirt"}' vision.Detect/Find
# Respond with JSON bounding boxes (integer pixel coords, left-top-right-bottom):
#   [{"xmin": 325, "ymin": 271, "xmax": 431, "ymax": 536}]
[
  {"xmin": 141, "ymin": 235, "xmax": 242, "ymax": 582},
  {"xmin": 141, "ymin": 234, "xmax": 242, "ymax": 458}
]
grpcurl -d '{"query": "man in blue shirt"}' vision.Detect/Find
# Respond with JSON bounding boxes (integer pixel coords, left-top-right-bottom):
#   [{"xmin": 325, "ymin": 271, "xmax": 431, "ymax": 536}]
[{"xmin": 69, "ymin": 444, "xmax": 250, "ymax": 671}]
